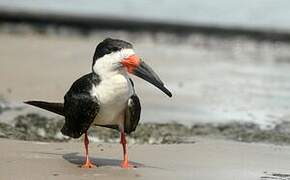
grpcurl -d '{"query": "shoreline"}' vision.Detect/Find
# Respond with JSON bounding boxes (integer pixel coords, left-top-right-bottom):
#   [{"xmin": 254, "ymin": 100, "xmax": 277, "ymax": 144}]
[{"xmin": 1, "ymin": 110, "xmax": 290, "ymax": 146}]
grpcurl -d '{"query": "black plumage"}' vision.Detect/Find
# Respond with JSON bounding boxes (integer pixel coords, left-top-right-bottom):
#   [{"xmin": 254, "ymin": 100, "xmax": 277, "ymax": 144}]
[
  {"xmin": 62, "ymin": 73, "xmax": 100, "ymax": 138},
  {"xmin": 92, "ymin": 38, "xmax": 133, "ymax": 66},
  {"xmin": 124, "ymin": 94, "xmax": 141, "ymax": 134},
  {"xmin": 24, "ymin": 101, "xmax": 64, "ymax": 116},
  {"xmin": 25, "ymin": 73, "xmax": 142, "ymax": 138}
]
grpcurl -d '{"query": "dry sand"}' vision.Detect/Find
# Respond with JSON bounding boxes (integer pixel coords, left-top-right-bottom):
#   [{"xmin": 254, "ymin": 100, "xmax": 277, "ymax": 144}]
[{"xmin": 1, "ymin": 138, "xmax": 290, "ymax": 180}]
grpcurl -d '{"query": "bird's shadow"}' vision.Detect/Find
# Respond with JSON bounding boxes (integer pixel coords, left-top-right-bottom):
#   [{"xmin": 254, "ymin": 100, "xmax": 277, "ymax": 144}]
[
  {"xmin": 29, "ymin": 151, "xmax": 165, "ymax": 170},
  {"xmin": 63, "ymin": 152, "xmax": 144, "ymax": 168}
]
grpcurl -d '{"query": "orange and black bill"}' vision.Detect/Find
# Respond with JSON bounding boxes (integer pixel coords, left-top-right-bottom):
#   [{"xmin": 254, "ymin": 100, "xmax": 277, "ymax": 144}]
[{"xmin": 122, "ymin": 55, "xmax": 172, "ymax": 97}]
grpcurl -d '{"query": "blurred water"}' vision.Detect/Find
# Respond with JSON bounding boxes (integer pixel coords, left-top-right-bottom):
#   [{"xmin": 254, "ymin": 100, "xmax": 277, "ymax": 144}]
[
  {"xmin": 1, "ymin": 0, "xmax": 290, "ymax": 31},
  {"xmin": 0, "ymin": 30, "xmax": 290, "ymax": 127},
  {"xmin": 132, "ymin": 36, "xmax": 290, "ymax": 126}
]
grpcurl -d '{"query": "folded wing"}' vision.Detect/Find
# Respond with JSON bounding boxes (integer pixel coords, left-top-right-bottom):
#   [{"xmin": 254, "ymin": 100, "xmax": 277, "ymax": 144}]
[{"xmin": 124, "ymin": 94, "xmax": 141, "ymax": 134}]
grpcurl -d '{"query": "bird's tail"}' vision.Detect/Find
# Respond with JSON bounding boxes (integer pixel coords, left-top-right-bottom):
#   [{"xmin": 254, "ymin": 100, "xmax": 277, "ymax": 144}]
[{"xmin": 24, "ymin": 101, "xmax": 64, "ymax": 116}]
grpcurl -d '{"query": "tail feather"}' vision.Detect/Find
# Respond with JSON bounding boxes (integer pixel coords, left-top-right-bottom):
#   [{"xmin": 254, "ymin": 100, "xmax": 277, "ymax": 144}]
[{"xmin": 24, "ymin": 101, "xmax": 64, "ymax": 116}]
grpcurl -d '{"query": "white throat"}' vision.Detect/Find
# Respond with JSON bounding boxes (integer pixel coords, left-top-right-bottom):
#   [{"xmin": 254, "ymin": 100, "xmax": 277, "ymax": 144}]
[
  {"xmin": 92, "ymin": 48, "xmax": 135, "ymax": 79},
  {"xmin": 90, "ymin": 48, "xmax": 135, "ymax": 126}
]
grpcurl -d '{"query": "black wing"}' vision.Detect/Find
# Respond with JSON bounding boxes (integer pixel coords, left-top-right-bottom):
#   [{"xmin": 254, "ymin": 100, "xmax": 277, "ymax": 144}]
[
  {"xmin": 61, "ymin": 73, "xmax": 100, "ymax": 138},
  {"xmin": 124, "ymin": 94, "xmax": 141, "ymax": 134},
  {"xmin": 24, "ymin": 101, "xmax": 64, "ymax": 116}
]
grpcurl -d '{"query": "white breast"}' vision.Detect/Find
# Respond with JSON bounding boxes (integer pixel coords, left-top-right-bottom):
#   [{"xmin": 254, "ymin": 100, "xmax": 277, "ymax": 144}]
[{"xmin": 91, "ymin": 73, "xmax": 134, "ymax": 127}]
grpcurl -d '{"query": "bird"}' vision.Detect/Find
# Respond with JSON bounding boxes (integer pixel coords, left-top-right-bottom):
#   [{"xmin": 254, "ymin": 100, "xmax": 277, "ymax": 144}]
[{"xmin": 25, "ymin": 38, "xmax": 172, "ymax": 169}]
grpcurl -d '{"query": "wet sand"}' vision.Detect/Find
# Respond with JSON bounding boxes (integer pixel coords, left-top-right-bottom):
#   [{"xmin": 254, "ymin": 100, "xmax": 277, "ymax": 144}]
[{"xmin": 1, "ymin": 138, "xmax": 290, "ymax": 180}]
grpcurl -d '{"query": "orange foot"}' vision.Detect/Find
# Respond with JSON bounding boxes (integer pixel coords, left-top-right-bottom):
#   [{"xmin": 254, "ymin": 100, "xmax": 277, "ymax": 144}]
[
  {"xmin": 81, "ymin": 160, "xmax": 96, "ymax": 169},
  {"xmin": 120, "ymin": 161, "xmax": 135, "ymax": 169}
]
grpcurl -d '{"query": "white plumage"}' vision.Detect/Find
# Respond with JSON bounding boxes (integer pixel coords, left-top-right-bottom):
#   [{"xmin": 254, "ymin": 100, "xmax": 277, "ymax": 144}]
[{"xmin": 91, "ymin": 49, "xmax": 135, "ymax": 128}]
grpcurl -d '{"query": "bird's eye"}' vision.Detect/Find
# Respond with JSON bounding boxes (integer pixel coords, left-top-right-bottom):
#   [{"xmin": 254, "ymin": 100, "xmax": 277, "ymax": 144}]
[{"xmin": 111, "ymin": 47, "xmax": 119, "ymax": 51}]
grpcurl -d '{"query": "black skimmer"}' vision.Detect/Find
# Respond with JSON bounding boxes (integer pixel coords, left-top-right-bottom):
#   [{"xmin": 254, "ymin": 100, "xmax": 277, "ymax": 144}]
[{"xmin": 25, "ymin": 38, "xmax": 172, "ymax": 168}]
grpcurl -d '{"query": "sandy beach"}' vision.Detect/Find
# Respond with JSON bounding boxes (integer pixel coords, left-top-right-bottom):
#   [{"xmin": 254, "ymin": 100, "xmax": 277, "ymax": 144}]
[
  {"xmin": 1, "ymin": 0, "xmax": 290, "ymax": 179},
  {"xmin": 1, "ymin": 138, "xmax": 290, "ymax": 180},
  {"xmin": 1, "ymin": 25, "xmax": 290, "ymax": 180}
]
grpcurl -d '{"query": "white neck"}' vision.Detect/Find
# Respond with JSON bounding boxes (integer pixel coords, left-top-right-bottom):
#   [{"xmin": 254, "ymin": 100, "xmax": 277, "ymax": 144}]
[
  {"xmin": 92, "ymin": 49, "xmax": 135, "ymax": 79},
  {"xmin": 90, "ymin": 49, "xmax": 136, "ymax": 126}
]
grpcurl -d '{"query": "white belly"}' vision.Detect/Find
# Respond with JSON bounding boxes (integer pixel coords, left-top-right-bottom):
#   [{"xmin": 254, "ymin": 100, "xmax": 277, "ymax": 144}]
[{"xmin": 91, "ymin": 74, "xmax": 134, "ymax": 126}]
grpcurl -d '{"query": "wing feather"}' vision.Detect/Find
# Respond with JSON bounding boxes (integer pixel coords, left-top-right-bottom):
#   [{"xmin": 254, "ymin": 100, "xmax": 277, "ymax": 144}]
[
  {"xmin": 61, "ymin": 73, "xmax": 100, "ymax": 138},
  {"xmin": 124, "ymin": 94, "xmax": 141, "ymax": 134}
]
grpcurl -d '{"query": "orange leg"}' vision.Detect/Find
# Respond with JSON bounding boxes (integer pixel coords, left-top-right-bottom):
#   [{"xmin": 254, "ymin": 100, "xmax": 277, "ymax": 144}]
[
  {"xmin": 81, "ymin": 132, "xmax": 96, "ymax": 168},
  {"xmin": 120, "ymin": 132, "xmax": 133, "ymax": 168}
]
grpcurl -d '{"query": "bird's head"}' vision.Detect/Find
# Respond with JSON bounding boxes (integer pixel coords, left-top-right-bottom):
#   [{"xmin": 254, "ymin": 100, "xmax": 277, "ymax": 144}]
[{"xmin": 92, "ymin": 38, "xmax": 172, "ymax": 97}]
